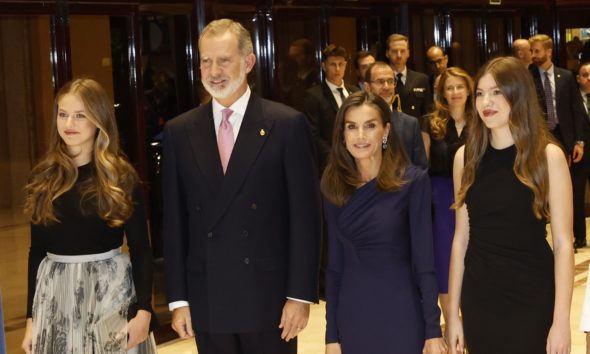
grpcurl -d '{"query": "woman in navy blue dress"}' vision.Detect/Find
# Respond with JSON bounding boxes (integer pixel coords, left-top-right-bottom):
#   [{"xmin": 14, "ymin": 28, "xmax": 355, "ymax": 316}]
[{"xmin": 321, "ymin": 91, "xmax": 446, "ymax": 354}]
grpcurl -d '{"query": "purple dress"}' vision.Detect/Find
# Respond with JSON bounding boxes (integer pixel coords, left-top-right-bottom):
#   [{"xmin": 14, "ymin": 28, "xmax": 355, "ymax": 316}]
[
  {"xmin": 424, "ymin": 118, "xmax": 466, "ymax": 293},
  {"xmin": 324, "ymin": 166, "xmax": 441, "ymax": 353}
]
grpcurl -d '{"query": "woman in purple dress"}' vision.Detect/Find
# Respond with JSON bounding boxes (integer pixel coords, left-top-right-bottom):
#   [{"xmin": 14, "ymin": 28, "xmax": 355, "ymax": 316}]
[
  {"xmin": 322, "ymin": 91, "xmax": 446, "ymax": 354},
  {"xmin": 421, "ymin": 67, "xmax": 474, "ymax": 322}
]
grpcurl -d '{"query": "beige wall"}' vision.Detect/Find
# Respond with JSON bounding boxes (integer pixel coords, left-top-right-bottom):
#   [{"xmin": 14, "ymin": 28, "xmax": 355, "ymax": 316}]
[
  {"xmin": 0, "ymin": 16, "xmax": 53, "ymax": 210},
  {"xmin": 69, "ymin": 15, "xmax": 115, "ymax": 101},
  {"xmin": 329, "ymin": 17, "xmax": 357, "ymax": 86}
]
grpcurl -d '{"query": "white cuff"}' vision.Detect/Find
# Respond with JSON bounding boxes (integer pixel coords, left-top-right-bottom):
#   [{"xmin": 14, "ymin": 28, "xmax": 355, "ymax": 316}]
[
  {"xmin": 169, "ymin": 300, "xmax": 189, "ymax": 312},
  {"xmin": 287, "ymin": 297, "xmax": 313, "ymax": 304}
]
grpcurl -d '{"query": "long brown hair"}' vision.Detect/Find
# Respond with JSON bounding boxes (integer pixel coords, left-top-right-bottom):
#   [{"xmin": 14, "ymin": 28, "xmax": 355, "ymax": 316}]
[
  {"xmin": 428, "ymin": 67, "xmax": 474, "ymax": 140},
  {"xmin": 24, "ymin": 78, "xmax": 138, "ymax": 227},
  {"xmin": 321, "ymin": 91, "xmax": 409, "ymax": 206},
  {"xmin": 454, "ymin": 56, "xmax": 556, "ymax": 219}
]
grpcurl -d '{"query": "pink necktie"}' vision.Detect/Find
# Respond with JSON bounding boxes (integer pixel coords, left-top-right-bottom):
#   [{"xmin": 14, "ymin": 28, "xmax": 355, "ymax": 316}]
[{"xmin": 218, "ymin": 108, "xmax": 234, "ymax": 174}]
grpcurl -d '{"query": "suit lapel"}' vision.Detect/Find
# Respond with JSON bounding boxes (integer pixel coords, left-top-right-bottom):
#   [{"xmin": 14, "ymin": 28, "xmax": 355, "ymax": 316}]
[
  {"xmin": 186, "ymin": 102, "xmax": 224, "ymax": 191},
  {"xmin": 206, "ymin": 94, "xmax": 274, "ymax": 230},
  {"xmin": 554, "ymin": 68, "xmax": 565, "ymax": 106},
  {"xmin": 399, "ymin": 71, "xmax": 412, "ymax": 100},
  {"xmin": 322, "ymin": 81, "xmax": 339, "ymax": 114}
]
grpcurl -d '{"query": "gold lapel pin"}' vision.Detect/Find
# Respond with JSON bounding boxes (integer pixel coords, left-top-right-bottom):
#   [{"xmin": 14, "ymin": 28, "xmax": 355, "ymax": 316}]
[{"xmin": 260, "ymin": 129, "xmax": 266, "ymax": 136}]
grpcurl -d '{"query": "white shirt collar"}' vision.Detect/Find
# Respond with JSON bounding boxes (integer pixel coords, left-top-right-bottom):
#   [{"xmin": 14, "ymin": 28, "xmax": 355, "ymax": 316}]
[
  {"xmin": 212, "ymin": 86, "xmax": 251, "ymax": 117},
  {"xmin": 212, "ymin": 86, "xmax": 251, "ymax": 141},
  {"xmin": 540, "ymin": 64, "xmax": 554, "ymax": 77},
  {"xmin": 325, "ymin": 79, "xmax": 345, "ymax": 93}
]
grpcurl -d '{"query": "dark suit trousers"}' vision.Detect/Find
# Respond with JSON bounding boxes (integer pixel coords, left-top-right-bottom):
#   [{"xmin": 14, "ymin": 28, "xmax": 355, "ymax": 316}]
[
  {"xmin": 195, "ymin": 331, "xmax": 297, "ymax": 354},
  {"xmin": 573, "ymin": 159, "xmax": 587, "ymax": 242},
  {"xmin": 552, "ymin": 125, "xmax": 587, "ymax": 243}
]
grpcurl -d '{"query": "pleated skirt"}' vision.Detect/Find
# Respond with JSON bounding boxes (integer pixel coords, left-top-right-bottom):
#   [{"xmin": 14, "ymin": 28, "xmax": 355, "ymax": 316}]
[{"xmin": 31, "ymin": 248, "xmax": 157, "ymax": 354}]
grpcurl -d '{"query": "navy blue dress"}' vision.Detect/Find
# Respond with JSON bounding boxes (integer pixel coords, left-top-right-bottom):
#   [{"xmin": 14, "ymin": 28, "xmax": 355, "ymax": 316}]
[{"xmin": 325, "ymin": 166, "xmax": 442, "ymax": 354}]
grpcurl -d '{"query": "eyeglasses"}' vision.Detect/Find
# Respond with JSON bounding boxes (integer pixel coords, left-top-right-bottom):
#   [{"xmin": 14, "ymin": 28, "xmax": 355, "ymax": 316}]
[{"xmin": 370, "ymin": 78, "xmax": 396, "ymax": 87}]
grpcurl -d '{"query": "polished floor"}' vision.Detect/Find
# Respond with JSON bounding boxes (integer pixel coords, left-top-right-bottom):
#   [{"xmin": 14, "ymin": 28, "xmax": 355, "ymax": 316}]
[{"xmin": 1, "ymin": 206, "xmax": 590, "ymax": 353}]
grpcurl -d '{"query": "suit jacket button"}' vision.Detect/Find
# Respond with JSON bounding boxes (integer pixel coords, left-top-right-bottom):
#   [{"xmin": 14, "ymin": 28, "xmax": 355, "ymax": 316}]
[
  {"xmin": 244, "ymin": 257, "xmax": 250, "ymax": 265},
  {"xmin": 207, "ymin": 232, "xmax": 213, "ymax": 239},
  {"xmin": 251, "ymin": 203, "xmax": 257, "ymax": 210},
  {"xmin": 242, "ymin": 230, "xmax": 249, "ymax": 238}
]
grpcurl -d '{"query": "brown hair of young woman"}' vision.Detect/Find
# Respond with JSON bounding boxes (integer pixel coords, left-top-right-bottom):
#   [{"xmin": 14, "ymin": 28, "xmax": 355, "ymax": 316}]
[
  {"xmin": 428, "ymin": 67, "xmax": 475, "ymax": 140},
  {"xmin": 321, "ymin": 91, "xmax": 409, "ymax": 206},
  {"xmin": 454, "ymin": 56, "xmax": 557, "ymax": 219},
  {"xmin": 24, "ymin": 78, "xmax": 138, "ymax": 227}
]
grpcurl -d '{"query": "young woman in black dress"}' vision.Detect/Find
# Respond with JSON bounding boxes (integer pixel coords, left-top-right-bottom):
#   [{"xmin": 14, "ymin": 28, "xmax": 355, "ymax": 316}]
[
  {"xmin": 446, "ymin": 57, "xmax": 574, "ymax": 354},
  {"xmin": 21, "ymin": 78, "xmax": 156, "ymax": 353}
]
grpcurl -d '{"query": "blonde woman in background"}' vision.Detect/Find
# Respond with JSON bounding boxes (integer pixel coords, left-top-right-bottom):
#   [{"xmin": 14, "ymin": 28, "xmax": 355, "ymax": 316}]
[{"xmin": 421, "ymin": 67, "xmax": 474, "ymax": 324}]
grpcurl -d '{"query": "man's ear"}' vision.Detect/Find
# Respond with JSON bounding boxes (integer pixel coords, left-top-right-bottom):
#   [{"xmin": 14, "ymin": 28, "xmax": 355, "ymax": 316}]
[{"xmin": 244, "ymin": 53, "xmax": 256, "ymax": 73}]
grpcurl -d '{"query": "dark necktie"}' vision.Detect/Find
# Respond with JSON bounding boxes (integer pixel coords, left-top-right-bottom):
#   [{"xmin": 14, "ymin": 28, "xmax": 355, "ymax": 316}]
[
  {"xmin": 396, "ymin": 73, "xmax": 405, "ymax": 91},
  {"xmin": 543, "ymin": 71, "xmax": 557, "ymax": 130},
  {"xmin": 586, "ymin": 93, "xmax": 590, "ymax": 118},
  {"xmin": 336, "ymin": 87, "xmax": 346, "ymax": 107}
]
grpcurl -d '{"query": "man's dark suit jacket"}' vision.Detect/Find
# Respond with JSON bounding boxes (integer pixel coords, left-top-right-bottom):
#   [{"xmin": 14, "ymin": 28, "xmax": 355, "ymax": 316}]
[
  {"xmin": 392, "ymin": 110, "xmax": 427, "ymax": 169},
  {"xmin": 529, "ymin": 65, "xmax": 587, "ymax": 153},
  {"xmin": 398, "ymin": 69, "xmax": 433, "ymax": 126},
  {"xmin": 162, "ymin": 93, "xmax": 321, "ymax": 334},
  {"xmin": 303, "ymin": 81, "xmax": 360, "ymax": 173}
]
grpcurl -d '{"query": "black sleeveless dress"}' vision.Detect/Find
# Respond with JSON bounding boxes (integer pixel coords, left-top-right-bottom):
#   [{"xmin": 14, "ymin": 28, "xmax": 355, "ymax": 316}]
[{"xmin": 462, "ymin": 144, "xmax": 554, "ymax": 354}]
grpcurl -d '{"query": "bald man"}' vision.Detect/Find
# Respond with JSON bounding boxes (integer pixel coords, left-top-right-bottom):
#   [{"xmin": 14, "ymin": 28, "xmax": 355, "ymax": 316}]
[{"xmin": 513, "ymin": 38, "xmax": 532, "ymax": 67}]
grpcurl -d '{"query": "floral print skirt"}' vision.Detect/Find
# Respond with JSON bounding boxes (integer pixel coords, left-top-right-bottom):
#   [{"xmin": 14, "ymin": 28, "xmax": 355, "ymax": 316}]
[{"xmin": 31, "ymin": 248, "xmax": 157, "ymax": 354}]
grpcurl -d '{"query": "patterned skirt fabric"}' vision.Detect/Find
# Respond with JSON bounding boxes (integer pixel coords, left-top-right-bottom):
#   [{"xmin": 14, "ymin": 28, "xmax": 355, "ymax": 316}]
[{"xmin": 31, "ymin": 248, "xmax": 157, "ymax": 354}]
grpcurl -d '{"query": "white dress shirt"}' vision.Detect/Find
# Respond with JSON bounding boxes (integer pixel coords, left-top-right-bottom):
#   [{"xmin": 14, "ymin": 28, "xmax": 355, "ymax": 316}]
[{"xmin": 325, "ymin": 79, "xmax": 349, "ymax": 107}]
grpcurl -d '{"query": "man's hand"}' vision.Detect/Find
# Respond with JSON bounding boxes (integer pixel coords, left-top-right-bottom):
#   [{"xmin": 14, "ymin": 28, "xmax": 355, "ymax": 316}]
[
  {"xmin": 171, "ymin": 306, "xmax": 195, "ymax": 339},
  {"xmin": 572, "ymin": 143, "xmax": 584, "ymax": 163},
  {"xmin": 278, "ymin": 300, "xmax": 310, "ymax": 342}
]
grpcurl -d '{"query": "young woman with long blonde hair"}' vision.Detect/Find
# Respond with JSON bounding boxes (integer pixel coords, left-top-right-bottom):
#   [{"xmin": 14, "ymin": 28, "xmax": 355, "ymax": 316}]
[{"xmin": 21, "ymin": 78, "xmax": 157, "ymax": 353}]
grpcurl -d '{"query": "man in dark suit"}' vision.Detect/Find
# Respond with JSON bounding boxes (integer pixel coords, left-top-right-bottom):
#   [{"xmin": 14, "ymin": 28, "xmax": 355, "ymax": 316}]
[
  {"xmin": 364, "ymin": 61, "xmax": 427, "ymax": 168},
  {"xmin": 425, "ymin": 45, "xmax": 448, "ymax": 94},
  {"xmin": 512, "ymin": 38, "xmax": 532, "ymax": 68},
  {"xmin": 385, "ymin": 33, "xmax": 433, "ymax": 124},
  {"xmin": 575, "ymin": 62, "xmax": 590, "ymax": 248},
  {"xmin": 162, "ymin": 19, "xmax": 321, "ymax": 354},
  {"xmin": 354, "ymin": 50, "xmax": 376, "ymax": 90},
  {"xmin": 304, "ymin": 44, "xmax": 360, "ymax": 174},
  {"xmin": 529, "ymin": 34, "xmax": 588, "ymax": 248}
]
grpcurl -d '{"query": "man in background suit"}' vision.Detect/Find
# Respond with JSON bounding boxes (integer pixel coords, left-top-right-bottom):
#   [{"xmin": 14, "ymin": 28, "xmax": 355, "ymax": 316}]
[
  {"xmin": 426, "ymin": 45, "xmax": 449, "ymax": 94},
  {"xmin": 529, "ymin": 34, "xmax": 588, "ymax": 249},
  {"xmin": 163, "ymin": 19, "xmax": 321, "ymax": 354},
  {"xmin": 513, "ymin": 38, "xmax": 533, "ymax": 68},
  {"xmin": 576, "ymin": 62, "xmax": 590, "ymax": 247},
  {"xmin": 364, "ymin": 61, "xmax": 427, "ymax": 168},
  {"xmin": 386, "ymin": 33, "xmax": 433, "ymax": 124},
  {"xmin": 354, "ymin": 50, "xmax": 376, "ymax": 90},
  {"xmin": 304, "ymin": 44, "xmax": 360, "ymax": 174}
]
